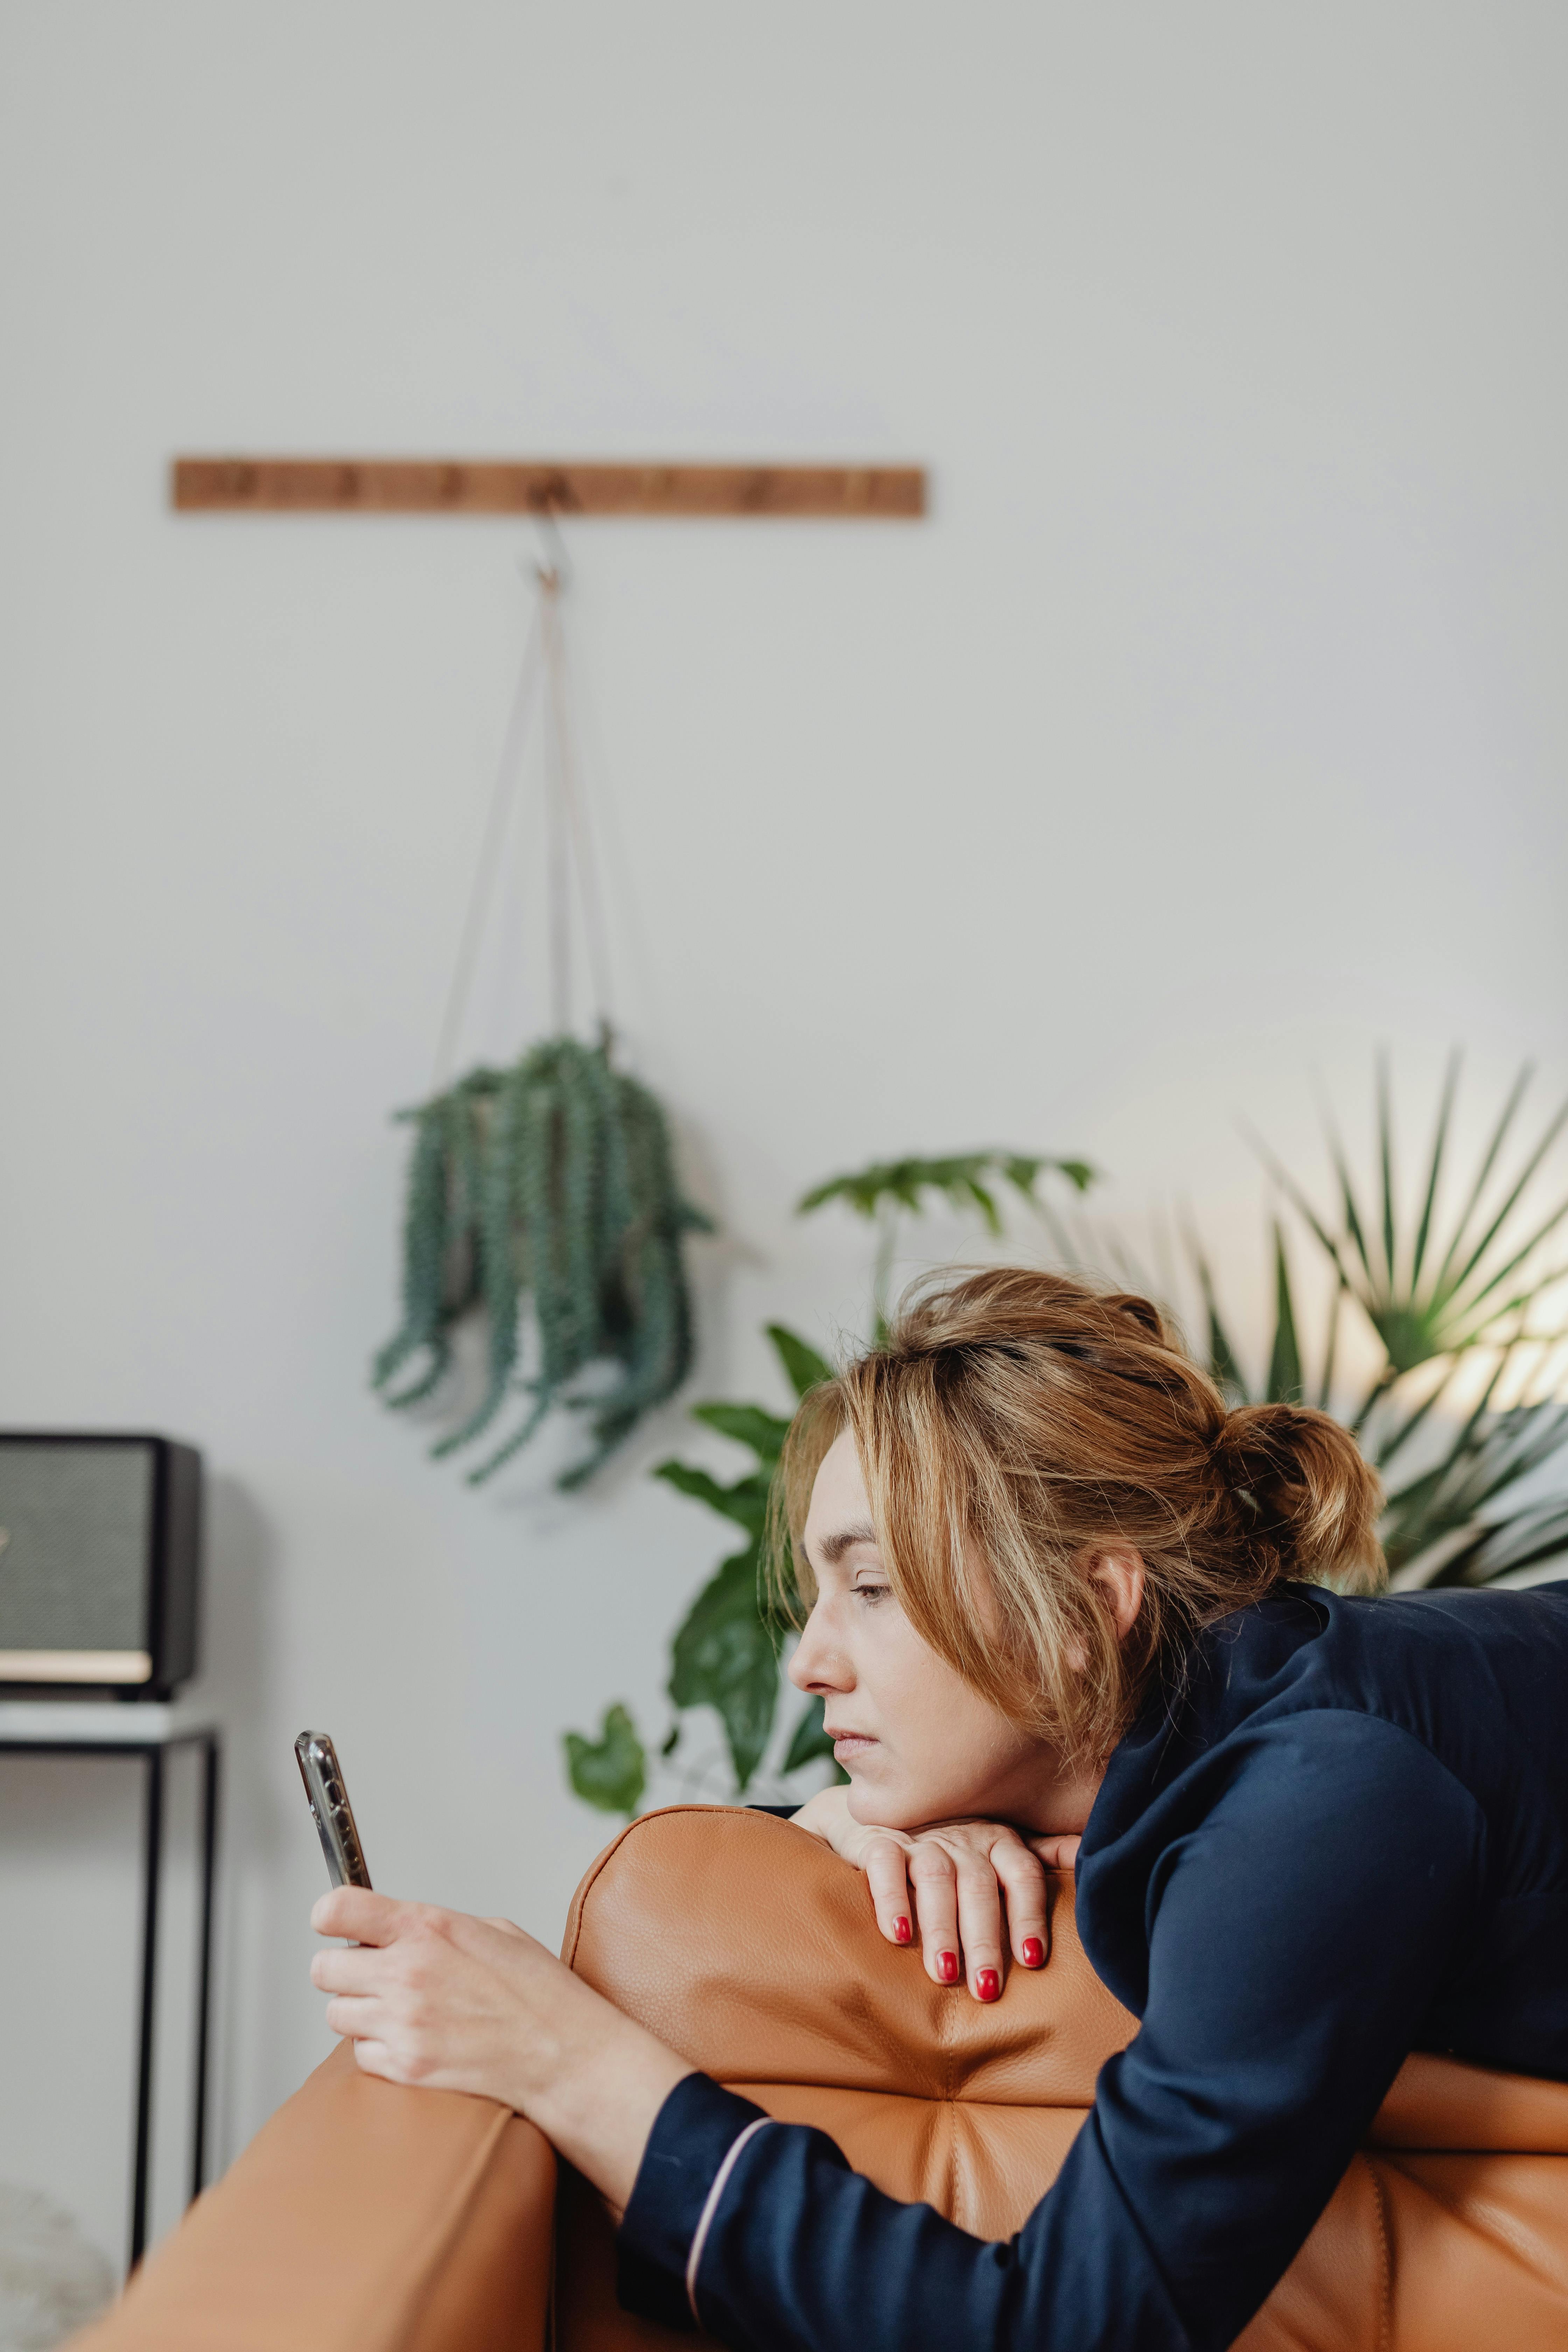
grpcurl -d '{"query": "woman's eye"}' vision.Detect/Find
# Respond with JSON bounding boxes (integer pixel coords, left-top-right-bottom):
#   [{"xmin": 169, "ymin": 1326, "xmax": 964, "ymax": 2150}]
[{"xmin": 853, "ymin": 1583, "xmax": 891, "ymax": 1607}]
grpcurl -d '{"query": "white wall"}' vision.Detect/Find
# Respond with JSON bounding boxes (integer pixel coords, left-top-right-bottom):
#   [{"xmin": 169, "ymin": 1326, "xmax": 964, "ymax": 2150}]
[{"xmin": 2, "ymin": 0, "xmax": 1566, "ymax": 2267}]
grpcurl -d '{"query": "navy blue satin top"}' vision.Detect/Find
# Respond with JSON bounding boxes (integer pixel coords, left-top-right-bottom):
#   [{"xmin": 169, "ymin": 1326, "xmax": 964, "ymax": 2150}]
[{"xmin": 617, "ymin": 1580, "xmax": 1568, "ymax": 2352}]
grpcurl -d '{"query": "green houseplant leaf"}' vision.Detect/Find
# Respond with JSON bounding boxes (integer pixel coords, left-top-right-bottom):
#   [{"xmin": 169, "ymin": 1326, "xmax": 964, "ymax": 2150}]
[
  {"xmin": 799, "ymin": 1148, "xmax": 1100, "ymax": 1326},
  {"xmin": 647, "ymin": 1321, "xmax": 823, "ymax": 1790},
  {"xmin": 767, "ymin": 1323, "xmax": 834, "ymax": 1400},
  {"xmin": 667, "ymin": 1548, "xmax": 782, "ymax": 1791},
  {"xmin": 782, "ymin": 1693, "xmax": 848, "ymax": 1781},
  {"xmin": 563, "ymin": 1702, "xmax": 647, "ymax": 1816}
]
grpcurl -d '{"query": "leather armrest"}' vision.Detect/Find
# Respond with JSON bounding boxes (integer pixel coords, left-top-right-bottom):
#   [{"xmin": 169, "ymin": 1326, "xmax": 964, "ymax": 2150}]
[{"xmin": 70, "ymin": 2043, "xmax": 555, "ymax": 2352}]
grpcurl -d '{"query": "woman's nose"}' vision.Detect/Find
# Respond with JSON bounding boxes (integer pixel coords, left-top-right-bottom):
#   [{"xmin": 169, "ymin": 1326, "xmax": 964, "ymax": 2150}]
[{"xmin": 787, "ymin": 1604, "xmax": 851, "ymax": 1694}]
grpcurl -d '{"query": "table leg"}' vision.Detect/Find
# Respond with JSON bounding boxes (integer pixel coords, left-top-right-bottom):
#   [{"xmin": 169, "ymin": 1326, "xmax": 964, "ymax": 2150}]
[
  {"xmin": 129, "ymin": 1745, "xmax": 163, "ymax": 2268},
  {"xmin": 190, "ymin": 1736, "xmax": 219, "ymax": 2200}
]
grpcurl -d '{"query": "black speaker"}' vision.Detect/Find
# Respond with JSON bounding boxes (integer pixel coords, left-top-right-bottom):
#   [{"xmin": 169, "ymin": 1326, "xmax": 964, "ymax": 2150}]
[{"xmin": 0, "ymin": 1434, "xmax": 202, "ymax": 1698}]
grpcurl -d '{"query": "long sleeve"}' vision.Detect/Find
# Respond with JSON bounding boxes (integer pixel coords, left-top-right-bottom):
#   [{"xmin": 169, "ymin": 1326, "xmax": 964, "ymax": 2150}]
[{"xmin": 617, "ymin": 1712, "xmax": 1486, "ymax": 2352}]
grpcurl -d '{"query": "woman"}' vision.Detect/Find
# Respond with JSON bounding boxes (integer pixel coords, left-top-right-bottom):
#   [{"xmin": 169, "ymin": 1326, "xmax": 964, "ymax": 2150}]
[{"xmin": 311, "ymin": 1268, "xmax": 1568, "ymax": 2352}]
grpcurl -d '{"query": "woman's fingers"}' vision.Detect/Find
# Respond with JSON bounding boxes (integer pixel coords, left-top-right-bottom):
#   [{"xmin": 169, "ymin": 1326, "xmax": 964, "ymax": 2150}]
[
  {"xmin": 312, "ymin": 1886, "xmax": 416, "ymax": 1945},
  {"xmin": 311, "ymin": 1943, "xmax": 387, "ymax": 1995},
  {"xmin": 951, "ymin": 1850, "xmax": 1007, "ymax": 2000},
  {"xmin": 862, "ymin": 1834, "xmax": 916, "ymax": 1946},
  {"xmin": 837, "ymin": 1813, "xmax": 1069, "ymax": 1991},
  {"xmin": 990, "ymin": 1835, "xmax": 1050, "ymax": 1968},
  {"xmin": 323, "ymin": 1994, "xmax": 382, "ymax": 2041},
  {"xmin": 907, "ymin": 1844, "xmax": 963, "ymax": 1987},
  {"xmin": 1030, "ymin": 1834, "xmax": 1082, "ymax": 1872}
]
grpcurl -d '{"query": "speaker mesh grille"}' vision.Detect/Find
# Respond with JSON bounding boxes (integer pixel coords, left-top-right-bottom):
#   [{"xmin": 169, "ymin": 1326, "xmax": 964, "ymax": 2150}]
[{"xmin": 0, "ymin": 1443, "xmax": 154, "ymax": 1650}]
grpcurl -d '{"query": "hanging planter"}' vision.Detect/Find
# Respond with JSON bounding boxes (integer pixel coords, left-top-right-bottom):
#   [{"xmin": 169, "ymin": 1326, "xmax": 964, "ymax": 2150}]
[{"xmin": 373, "ymin": 539, "xmax": 711, "ymax": 1488}]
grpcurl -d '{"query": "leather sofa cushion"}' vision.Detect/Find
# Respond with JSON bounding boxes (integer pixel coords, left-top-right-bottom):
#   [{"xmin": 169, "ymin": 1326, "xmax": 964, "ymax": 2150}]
[{"xmin": 558, "ymin": 1804, "xmax": 1568, "ymax": 2352}]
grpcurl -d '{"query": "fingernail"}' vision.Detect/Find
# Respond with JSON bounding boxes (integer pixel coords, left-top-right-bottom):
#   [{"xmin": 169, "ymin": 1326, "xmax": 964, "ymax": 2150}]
[
  {"xmin": 1021, "ymin": 1937, "xmax": 1044, "ymax": 1968},
  {"xmin": 893, "ymin": 1916, "xmax": 912, "ymax": 1945},
  {"xmin": 974, "ymin": 1967, "xmax": 1000, "ymax": 2002},
  {"xmin": 937, "ymin": 1950, "xmax": 960, "ymax": 1985}
]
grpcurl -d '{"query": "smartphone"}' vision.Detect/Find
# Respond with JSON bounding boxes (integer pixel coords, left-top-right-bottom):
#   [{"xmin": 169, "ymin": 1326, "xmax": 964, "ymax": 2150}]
[{"xmin": 295, "ymin": 1730, "xmax": 373, "ymax": 1891}]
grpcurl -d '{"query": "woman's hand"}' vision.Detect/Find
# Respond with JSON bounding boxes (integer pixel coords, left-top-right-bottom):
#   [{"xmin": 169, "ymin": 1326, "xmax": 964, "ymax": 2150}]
[
  {"xmin": 309, "ymin": 1889, "xmax": 689, "ymax": 2212},
  {"xmin": 793, "ymin": 1787, "xmax": 1080, "ymax": 2001}
]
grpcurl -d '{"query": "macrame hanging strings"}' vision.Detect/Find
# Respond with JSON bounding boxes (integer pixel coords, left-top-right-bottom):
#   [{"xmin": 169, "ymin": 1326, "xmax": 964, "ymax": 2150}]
[
  {"xmin": 432, "ymin": 530, "xmax": 615, "ymax": 1088},
  {"xmin": 374, "ymin": 526, "xmax": 712, "ymax": 1489},
  {"xmin": 540, "ymin": 557, "xmax": 616, "ymax": 1042}
]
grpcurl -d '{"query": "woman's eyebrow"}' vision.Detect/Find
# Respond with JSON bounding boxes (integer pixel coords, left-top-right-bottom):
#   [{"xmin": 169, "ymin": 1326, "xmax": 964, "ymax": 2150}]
[{"xmin": 816, "ymin": 1520, "xmax": 879, "ymax": 1566}]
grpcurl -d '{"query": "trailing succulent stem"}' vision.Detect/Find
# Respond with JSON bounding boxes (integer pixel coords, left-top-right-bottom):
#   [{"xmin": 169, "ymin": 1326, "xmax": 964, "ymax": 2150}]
[{"xmin": 374, "ymin": 1034, "xmax": 711, "ymax": 1489}]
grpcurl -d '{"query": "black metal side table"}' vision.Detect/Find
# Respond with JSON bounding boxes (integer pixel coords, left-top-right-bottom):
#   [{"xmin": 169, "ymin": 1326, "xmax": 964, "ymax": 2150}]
[{"xmin": 0, "ymin": 1701, "xmax": 220, "ymax": 2267}]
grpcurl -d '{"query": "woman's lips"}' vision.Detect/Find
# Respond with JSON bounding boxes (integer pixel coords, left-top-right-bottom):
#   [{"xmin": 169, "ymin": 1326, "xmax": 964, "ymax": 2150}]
[{"xmin": 829, "ymin": 1731, "xmax": 878, "ymax": 1761}]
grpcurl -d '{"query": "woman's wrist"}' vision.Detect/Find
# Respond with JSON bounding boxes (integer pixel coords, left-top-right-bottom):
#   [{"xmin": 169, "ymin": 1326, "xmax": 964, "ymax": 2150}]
[
  {"xmin": 514, "ymin": 1981, "xmax": 692, "ymax": 2208},
  {"xmin": 790, "ymin": 1783, "xmax": 854, "ymax": 1846}
]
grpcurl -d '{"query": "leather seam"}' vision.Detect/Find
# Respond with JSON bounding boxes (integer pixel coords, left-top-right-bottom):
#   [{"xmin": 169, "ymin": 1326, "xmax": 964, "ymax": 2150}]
[
  {"xmin": 1365, "ymin": 2157, "xmax": 1393, "ymax": 2352},
  {"xmin": 1378, "ymin": 2150, "xmax": 1568, "ymax": 2281}
]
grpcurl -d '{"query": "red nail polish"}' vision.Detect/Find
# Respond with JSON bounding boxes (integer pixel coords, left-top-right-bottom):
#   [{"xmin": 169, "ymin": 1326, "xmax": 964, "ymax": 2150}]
[
  {"xmin": 1021, "ymin": 1937, "xmax": 1044, "ymax": 1968},
  {"xmin": 937, "ymin": 1950, "xmax": 960, "ymax": 1984},
  {"xmin": 975, "ymin": 1967, "xmax": 1001, "ymax": 2002},
  {"xmin": 893, "ymin": 1916, "xmax": 912, "ymax": 1945}
]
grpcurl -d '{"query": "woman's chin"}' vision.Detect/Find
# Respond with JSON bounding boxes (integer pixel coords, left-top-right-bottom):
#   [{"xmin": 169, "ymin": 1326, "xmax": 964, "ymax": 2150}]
[
  {"xmin": 844, "ymin": 1776, "xmax": 894, "ymax": 1825},
  {"xmin": 846, "ymin": 1778, "xmax": 924, "ymax": 1830},
  {"xmin": 845, "ymin": 1774, "xmax": 1000, "ymax": 1832}
]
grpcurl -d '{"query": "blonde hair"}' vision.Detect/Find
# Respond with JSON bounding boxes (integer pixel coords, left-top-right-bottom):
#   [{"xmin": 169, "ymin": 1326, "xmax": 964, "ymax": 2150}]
[{"xmin": 770, "ymin": 1266, "xmax": 1385, "ymax": 1769}]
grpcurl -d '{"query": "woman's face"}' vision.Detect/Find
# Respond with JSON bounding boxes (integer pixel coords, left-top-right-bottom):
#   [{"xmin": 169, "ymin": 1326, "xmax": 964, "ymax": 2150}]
[{"xmin": 787, "ymin": 1428, "xmax": 1064, "ymax": 1832}]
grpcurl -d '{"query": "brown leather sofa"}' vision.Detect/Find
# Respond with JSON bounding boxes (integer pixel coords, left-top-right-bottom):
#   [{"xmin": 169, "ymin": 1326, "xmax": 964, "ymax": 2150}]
[{"xmin": 73, "ymin": 1806, "xmax": 1568, "ymax": 2351}]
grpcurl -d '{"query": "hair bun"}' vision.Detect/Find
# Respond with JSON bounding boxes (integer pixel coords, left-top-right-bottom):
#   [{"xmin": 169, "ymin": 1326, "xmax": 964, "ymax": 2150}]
[{"xmin": 1212, "ymin": 1401, "xmax": 1382, "ymax": 1586}]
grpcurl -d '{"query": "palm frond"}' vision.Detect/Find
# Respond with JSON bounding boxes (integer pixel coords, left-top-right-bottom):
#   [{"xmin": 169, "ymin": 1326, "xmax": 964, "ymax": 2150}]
[
  {"xmin": 1259, "ymin": 1060, "xmax": 1568, "ymax": 1386},
  {"xmin": 1188, "ymin": 1231, "xmax": 1250, "ymax": 1406},
  {"xmin": 1423, "ymin": 1500, "xmax": 1568, "ymax": 1589},
  {"xmin": 1265, "ymin": 1224, "xmax": 1303, "ymax": 1403},
  {"xmin": 1206, "ymin": 1054, "xmax": 1568, "ymax": 1592},
  {"xmin": 1386, "ymin": 1397, "xmax": 1568, "ymax": 1587},
  {"xmin": 1409, "ymin": 1050, "xmax": 1460, "ymax": 1286}
]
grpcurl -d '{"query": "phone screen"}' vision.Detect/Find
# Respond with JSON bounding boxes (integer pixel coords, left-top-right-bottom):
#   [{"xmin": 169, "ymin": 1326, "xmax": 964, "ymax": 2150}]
[{"xmin": 295, "ymin": 1730, "xmax": 373, "ymax": 1890}]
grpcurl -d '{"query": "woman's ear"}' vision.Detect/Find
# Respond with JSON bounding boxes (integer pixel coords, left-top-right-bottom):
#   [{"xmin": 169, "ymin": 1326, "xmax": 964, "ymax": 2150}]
[{"xmin": 1088, "ymin": 1548, "xmax": 1145, "ymax": 1641}]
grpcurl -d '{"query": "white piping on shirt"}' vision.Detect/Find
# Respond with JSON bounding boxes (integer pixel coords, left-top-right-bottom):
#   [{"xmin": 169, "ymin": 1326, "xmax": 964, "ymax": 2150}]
[{"xmin": 685, "ymin": 2117, "xmax": 774, "ymax": 2324}]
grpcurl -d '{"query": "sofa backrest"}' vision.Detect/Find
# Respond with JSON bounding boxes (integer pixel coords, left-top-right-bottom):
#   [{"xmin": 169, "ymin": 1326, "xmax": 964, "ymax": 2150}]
[{"xmin": 558, "ymin": 1806, "xmax": 1568, "ymax": 2352}]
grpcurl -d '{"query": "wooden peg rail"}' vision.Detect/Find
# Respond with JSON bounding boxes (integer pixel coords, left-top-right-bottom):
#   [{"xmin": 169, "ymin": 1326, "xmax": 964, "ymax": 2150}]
[{"xmin": 172, "ymin": 457, "xmax": 926, "ymax": 519}]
